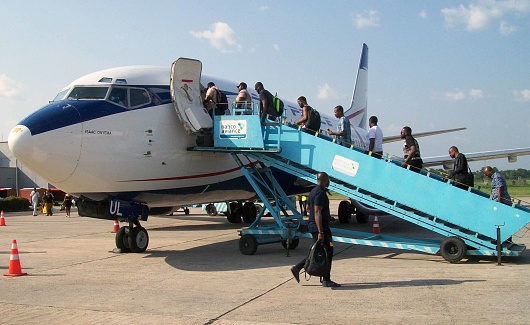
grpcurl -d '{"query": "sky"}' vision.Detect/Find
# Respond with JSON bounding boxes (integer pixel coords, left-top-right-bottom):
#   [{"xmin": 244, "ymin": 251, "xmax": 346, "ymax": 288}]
[{"xmin": 0, "ymin": 0, "xmax": 529, "ymax": 171}]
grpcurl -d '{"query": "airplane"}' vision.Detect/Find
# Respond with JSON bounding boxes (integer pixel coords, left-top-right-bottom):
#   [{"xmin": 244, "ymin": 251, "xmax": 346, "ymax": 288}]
[{"xmin": 8, "ymin": 43, "xmax": 530, "ymax": 253}]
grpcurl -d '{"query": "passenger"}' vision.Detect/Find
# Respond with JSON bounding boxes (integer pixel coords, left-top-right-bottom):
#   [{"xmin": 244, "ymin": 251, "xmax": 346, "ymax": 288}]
[
  {"xmin": 42, "ymin": 190, "xmax": 54, "ymax": 216},
  {"xmin": 235, "ymin": 82, "xmax": 252, "ymax": 114},
  {"xmin": 204, "ymin": 82, "xmax": 219, "ymax": 118},
  {"xmin": 254, "ymin": 82, "xmax": 277, "ymax": 124},
  {"xmin": 290, "ymin": 172, "xmax": 340, "ymax": 287},
  {"xmin": 298, "ymin": 195, "xmax": 308, "ymax": 216},
  {"xmin": 327, "ymin": 105, "xmax": 351, "ymax": 147},
  {"xmin": 365, "ymin": 116, "xmax": 383, "ymax": 158},
  {"xmin": 30, "ymin": 187, "xmax": 39, "ymax": 216},
  {"xmin": 400, "ymin": 126, "xmax": 423, "ymax": 172},
  {"xmin": 483, "ymin": 166, "xmax": 511, "ymax": 205},
  {"xmin": 63, "ymin": 193, "xmax": 73, "ymax": 218},
  {"xmin": 295, "ymin": 96, "xmax": 316, "ymax": 135},
  {"xmin": 447, "ymin": 146, "xmax": 472, "ymax": 190}
]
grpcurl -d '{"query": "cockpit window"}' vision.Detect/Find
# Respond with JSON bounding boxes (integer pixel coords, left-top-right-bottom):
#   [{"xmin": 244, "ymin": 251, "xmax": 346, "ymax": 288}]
[
  {"xmin": 68, "ymin": 86, "xmax": 109, "ymax": 100},
  {"xmin": 52, "ymin": 88, "xmax": 70, "ymax": 102},
  {"xmin": 109, "ymin": 87, "xmax": 128, "ymax": 107},
  {"xmin": 107, "ymin": 86, "xmax": 151, "ymax": 109},
  {"xmin": 130, "ymin": 88, "xmax": 150, "ymax": 108}
]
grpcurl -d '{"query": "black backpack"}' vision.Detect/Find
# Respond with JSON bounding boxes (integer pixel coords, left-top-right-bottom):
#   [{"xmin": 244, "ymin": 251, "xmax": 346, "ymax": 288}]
[
  {"xmin": 272, "ymin": 96, "xmax": 284, "ymax": 116},
  {"xmin": 304, "ymin": 241, "xmax": 330, "ymax": 277},
  {"xmin": 305, "ymin": 107, "xmax": 321, "ymax": 132},
  {"xmin": 215, "ymin": 89, "xmax": 229, "ymax": 115}
]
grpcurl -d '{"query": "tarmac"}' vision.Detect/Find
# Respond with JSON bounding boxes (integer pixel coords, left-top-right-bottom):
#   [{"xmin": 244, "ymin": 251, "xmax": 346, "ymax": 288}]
[{"xmin": 1, "ymin": 201, "xmax": 529, "ymax": 325}]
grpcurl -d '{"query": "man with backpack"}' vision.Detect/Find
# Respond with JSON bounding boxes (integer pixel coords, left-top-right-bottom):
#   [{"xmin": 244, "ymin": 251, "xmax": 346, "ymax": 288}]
[
  {"xmin": 295, "ymin": 96, "xmax": 320, "ymax": 135},
  {"xmin": 204, "ymin": 82, "xmax": 219, "ymax": 118},
  {"xmin": 290, "ymin": 172, "xmax": 341, "ymax": 288},
  {"xmin": 254, "ymin": 82, "xmax": 277, "ymax": 124}
]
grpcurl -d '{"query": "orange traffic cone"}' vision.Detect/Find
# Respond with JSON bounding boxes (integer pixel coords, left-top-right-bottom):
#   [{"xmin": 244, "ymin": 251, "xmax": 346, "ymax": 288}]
[
  {"xmin": 0, "ymin": 210, "xmax": 5, "ymax": 226},
  {"xmin": 3, "ymin": 239, "xmax": 27, "ymax": 277},
  {"xmin": 372, "ymin": 215, "xmax": 381, "ymax": 234},
  {"xmin": 111, "ymin": 220, "xmax": 120, "ymax": 233}
]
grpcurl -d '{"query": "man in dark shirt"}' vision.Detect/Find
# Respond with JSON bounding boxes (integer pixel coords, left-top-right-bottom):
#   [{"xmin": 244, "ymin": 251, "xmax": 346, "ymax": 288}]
[
  {"xmin": 400, "ymin": 126, "xmax": 423, "ymax": 173},
  {"xmin": 290, "ymin": 172, "xmax": 341, "ymax": 288},
  {"xmin": 254, "ymin": 82, "xmax": 276, "ymax": 124},
  {"xmin": 448, "ymin": 146, "xmax": 471, "ymax": 190},
  {"xmin": 42, "ymin": 190, "xmax": 54, "ymax": 216}
]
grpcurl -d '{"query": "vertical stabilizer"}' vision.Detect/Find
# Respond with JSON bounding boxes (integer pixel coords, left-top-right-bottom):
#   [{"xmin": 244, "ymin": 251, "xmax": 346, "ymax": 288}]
[{"xmin": 345, "ymin": 43, "xmax": 368, "ymax": 129}]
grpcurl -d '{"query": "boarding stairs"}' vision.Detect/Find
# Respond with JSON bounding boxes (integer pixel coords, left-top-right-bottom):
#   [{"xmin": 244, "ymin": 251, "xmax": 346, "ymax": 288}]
[{"xmin": 193, "ymin": 108, "xmax": 530, "ymax": 262}]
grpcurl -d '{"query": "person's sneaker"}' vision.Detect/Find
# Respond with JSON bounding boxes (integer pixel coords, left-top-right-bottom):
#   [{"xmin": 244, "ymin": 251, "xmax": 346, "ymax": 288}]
[
  {"xmin": 290, "ymin": 266, "xmax": 300, "ymax": 283},
  {"xmin": 322, "ymin": 280, "xmax": 341, "ymax": 287}
]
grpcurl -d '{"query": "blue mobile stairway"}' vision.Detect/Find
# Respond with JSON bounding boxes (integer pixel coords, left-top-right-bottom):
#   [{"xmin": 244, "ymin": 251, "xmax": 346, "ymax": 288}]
[{"xmin": 193, "ymin": 109, "xmax": 530, "ymax": 263}]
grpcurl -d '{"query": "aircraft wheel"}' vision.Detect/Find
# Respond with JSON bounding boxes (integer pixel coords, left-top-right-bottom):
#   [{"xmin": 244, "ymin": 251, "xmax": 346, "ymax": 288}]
[
  {"xmin": 281, "ymin": 238, "xmax": 300, "ymax": 250},
  {"xmin": 255, "ymin": 204, "xmax": 263, "ymax": 214},
  {"xmin": 128, "ymin": 226, "xmax": 149, "ymax": 253},
  {"xmin": 239, "ymin": 234, "xmax": 258, "ymax": 255},
  {"xmin": 440, "ymin": 236, "xmax": 467, "ymax": 263},
  {"xmin": 227, "ymin": 202, "xmax": 242, "ymax": 223},
  {"xmin": 115, "ymin": 226, "xmax": 131, "ymax": 253},
  {"xmin": 242, "ymin": 202, "xmax": 257, "ymax": 223},
  {"xmin": 184, "ymin": 207, "xmax": 190, "ymax": 215},
  {"xmin": 206, "ymin": 204, "xmax": 217, "ymax": 216},
  {"xmin": 356, "ymin": 210, "xmax": 369, "ymax": 224},
  {"xmin": 338, "ymin": 200, "xmax": 351, "ymax": 224}
]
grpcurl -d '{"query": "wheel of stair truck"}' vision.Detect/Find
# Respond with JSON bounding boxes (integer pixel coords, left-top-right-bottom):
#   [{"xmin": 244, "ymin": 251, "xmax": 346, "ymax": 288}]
[
  {"xmin": 115, "ymin": 226, "xmax": 131, "ymax": 253},
  {"xmin": 338, "ymin": 200, "xmax": 352, "ymax": 224},
  {"xmin": 128, "ymin": 226, "xmax": 149, "ymax": 253},
  {"xmin": 239, "ymin": 234, "xmax": 258, "ymax": 255},
  {"xmin": 440, "ymin": 236, "xmax": 467, "ymax": 263},
  {"xmin": 356, "ymin": 210, "xmax": 369, "ymax": 224},
  {"xmin": 281, "ymin": 238, "xmax": 300, "ymax": 250},
  {"xmin": 242, "ymin": 201, "xmax": 257, "ymax": 223},
  {"xmin": 206, "ymin": 203, "xmax": 217, "ymax": 216},
  {"xmin": 226, "ymin": 202, "xmax": 242, "ymax": 223}
]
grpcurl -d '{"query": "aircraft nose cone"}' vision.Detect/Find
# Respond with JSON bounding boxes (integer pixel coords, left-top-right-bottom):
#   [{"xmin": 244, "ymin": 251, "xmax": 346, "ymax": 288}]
[{"xmin": 8, "ymin": 107, "xmax": 83, "ymax": 185}]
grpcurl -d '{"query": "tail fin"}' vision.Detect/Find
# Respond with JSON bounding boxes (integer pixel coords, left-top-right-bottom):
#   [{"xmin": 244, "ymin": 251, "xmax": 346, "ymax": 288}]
[{"xmin": 344, "ymin": 43, "xmax": 368, "ymax": 129}]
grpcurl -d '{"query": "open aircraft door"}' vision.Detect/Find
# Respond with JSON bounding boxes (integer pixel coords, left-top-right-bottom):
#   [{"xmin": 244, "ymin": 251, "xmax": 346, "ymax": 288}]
[{"xmin": 170, "ymin": 58, "xmax": 213, "ymax": 135}]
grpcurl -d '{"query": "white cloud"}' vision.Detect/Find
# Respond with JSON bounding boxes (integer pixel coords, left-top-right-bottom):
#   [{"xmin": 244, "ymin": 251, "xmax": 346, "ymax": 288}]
[
  {"xmin": 441, "ymin": 0, "xmax": 530, "ymax": 33},
  {"xmin": 468, "ymin": 89, "xmax": 485, "ymax": 100},
  {"xmin": 419, "ymin": 10, "xmax": 428, "ymax": 19},
  {"xmin": 0, "ymin": 74, "xmax": 21, "ymax": 100},
  {"xmin": 258, "ymin": 5, "xmax": 268, "ymax": 11},
  {"xmin": 433, "ymin": 88, "xmax": 486, "ymax": 102},
  {"xmin": 513, "ymin": 89, "xmax": 530, "ymax": 102},
  {"xmin": 190, "ymin": 22, "xmax": 242, "ymax": 53},
  {"xmin": 317, "ymin": 83, "xmax": 342, "ymax": 100},
  {"xmin": 273, "ymin": 44, "xmax": 280, "ymax": 51},
  {"xmin": 499, "ymin": 21, "xmax": 516, "ymax": 35},
  {"xmin": 353, "ymin": 10, "xmax": 380, "ymax": 29}
]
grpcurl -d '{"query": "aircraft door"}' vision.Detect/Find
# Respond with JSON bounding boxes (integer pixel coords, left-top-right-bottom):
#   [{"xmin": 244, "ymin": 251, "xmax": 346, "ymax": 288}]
[{"xmin": 170, "ymin": 58, "xmax": 213, "ymax": 135}]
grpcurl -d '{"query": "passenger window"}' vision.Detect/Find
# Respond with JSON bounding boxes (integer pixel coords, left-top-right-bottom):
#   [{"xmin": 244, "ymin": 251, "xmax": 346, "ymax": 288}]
[
  {"xmin": 108, "ymin": 87, "xmax": 129, "ymax": 107},
  {"xmin": 130, "ymin": 88, "xmax": 151, "ymax": 108}
]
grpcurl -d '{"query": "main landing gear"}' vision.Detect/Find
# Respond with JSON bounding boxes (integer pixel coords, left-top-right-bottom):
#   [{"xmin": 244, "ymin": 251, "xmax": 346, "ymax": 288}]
[{"xmin": 115, "ymin": 220, "xmax": 149, "ymax": 253}]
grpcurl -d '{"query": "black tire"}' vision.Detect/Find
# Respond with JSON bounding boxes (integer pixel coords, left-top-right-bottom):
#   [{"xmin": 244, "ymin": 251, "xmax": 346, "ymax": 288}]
[
  {"xmin": 115, "ymin": 226, "xmax": 131, "ymax": 253},
  {"xmin": 128, "ymin": 226, "xmax": 149, "ymax": 253},
  {"xmin": 184, "ymin": 208, "xmax": 190, "ymax": 215},
  {"xmin": 255, "ymin": 204, "xmax": 263, "ymax": 215},
  {"xmin": 440, "ymin": 236, "xmax": 467, "ymax": 263},
  {"xmin": 226, "ymin": 202, "xmax": 242, "ymax": 223},
  {"xmin": 206, "ymin": 204, "xmax": 217, "ymax": 216},
  {"xmin": 242, "ymin": 202, "xmax": 257, "ymax": 223},
  {"xmin": 356, "ymin": 210, "xmax": 369, "ymax": 224},
  {"xmin": 281, "ymin": 238, "xmax": 300, "ymax": 250},
  {"xmin": 239, "ymin": 234, "xmax": 258, "ymax": 255},
  {"xmin": 338, "ymin": 200, "xmax": 351, "ymax": 224}
]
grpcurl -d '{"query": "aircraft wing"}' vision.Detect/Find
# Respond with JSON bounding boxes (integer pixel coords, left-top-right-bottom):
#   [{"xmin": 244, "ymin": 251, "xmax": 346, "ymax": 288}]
[
  {"xmin": 382, "ymin": 127, "xmax": 466, "ymax": 144},
  {"xmin": 422, "ymin": 147, "xmax": 530, "ymax": 169}
]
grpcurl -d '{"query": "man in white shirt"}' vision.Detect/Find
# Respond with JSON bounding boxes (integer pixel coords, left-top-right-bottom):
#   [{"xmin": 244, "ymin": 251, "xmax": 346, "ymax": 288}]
[
  {"xmin": 30, "ymin": 187, "xmax": 40, "ymax": 216},
  {"xmin": 366, "ymin": 115, "xmax": 383, "ymax": 158}
]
